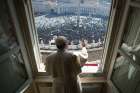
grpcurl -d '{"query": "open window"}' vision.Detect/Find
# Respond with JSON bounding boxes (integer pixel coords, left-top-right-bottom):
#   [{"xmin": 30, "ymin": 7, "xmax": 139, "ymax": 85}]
[
  {"xmin": 30, "ymin": 0, "xmax": 113, "ymax": 77},
  {"xmin": 0, "ymin": 0, "xmax": 32, "ymax": 92},
  {"xmin": 110, "ymin": 0, "xmax": 140, "ymax": 93}
]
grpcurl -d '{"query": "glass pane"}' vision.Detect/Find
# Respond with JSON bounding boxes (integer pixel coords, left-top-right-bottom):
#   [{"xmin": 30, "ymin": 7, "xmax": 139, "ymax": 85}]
[
  {"xmin": 123, "ymin": 8, "xmax": 140, "ymax": 48},
  {"xmin": 111, "ymin": 7, "xmax": 140, "ymax": 93},
  {"xmin": 32, "ymin": 0, "xmax": 112, "ymax": 74},
  {"xmin": 111, "ymin": 53, "xmax": 140, "ymax": 93},
  {"xmin": 0, "ymin": 0, "xmax": 28, "ymax": 93}
]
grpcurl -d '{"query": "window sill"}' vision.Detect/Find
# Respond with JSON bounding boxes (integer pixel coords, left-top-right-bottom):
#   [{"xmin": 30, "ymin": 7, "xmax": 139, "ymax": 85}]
[{"xmin": 35, "ymin": 76, "xmax": 106, "ymax": 84}]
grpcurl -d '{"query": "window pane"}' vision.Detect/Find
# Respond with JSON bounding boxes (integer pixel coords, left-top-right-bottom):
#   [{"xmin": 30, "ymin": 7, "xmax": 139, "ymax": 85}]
[
  {"xmin": 32, "ymin": 0, "xmax": 112, "ymax": 74},
  {"xmin": 0, "ymin": 1, "xmax": 28, "ymax": 92},
  {"xmin": 123, "ymin": 8, "xmax": 140, "ymax": 48},
  {"xmin": 111, "ymin": 7, "xmax": 140, "ymax": 93},
  {"xmin": 111, "ymin": 53, "xmax": 140, "ymax": 93}
]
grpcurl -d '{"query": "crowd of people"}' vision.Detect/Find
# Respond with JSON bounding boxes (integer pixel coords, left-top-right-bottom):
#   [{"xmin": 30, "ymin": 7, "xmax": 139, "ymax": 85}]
[{"xmin": 36, "ymin": 15, "xmax": 108, "ymax": 49}]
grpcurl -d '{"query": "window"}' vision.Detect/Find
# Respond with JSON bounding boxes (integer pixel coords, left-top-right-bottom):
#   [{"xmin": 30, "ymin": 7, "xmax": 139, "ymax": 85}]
[
  {"xmin": 31, "ymin": 0, "xmax": 112, "ymax": 75},
  {"xmin": 111, "ymin": 5, "xmax": 140, "ymax": 93},
  {"xmin": 0, "ymin": 0, "xmax": 30, "ymax": 92}
]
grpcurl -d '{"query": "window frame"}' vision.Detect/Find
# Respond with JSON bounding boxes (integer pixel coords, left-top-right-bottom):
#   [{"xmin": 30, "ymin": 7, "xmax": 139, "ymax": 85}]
[
  {"xmin": 33, "ymin": 0, "xmax": 115, "ymax": 76},
  {"xmin": 5, "ymin": 0, "xmax": 33, "ymax": 92},
  {"xmin": 28, "ymin": 0, "xmax": 113, "ymax": 77},
  {"xmin": 109, "ymin": 0, "xmax": 140, "ymax": 80},
  {"xmin": 108, "ymin": 0, "xmax": 140, "ymax": 93},
  {"xmin": 14, "ymin": 0, "xmax": 123, "ymax": 80}
]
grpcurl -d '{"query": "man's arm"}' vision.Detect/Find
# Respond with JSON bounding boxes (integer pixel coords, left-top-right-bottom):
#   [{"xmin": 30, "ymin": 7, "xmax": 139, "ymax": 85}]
[
  {"xmin": 45, "ymin": 57, "xmax": 52, "ymax": 75},
  {"xmin": 72, "ymin": 55, "xmax": 81, "ymax": 75},
  {"xmin": 79, "ymin": 40, "xmax": 88, "ymax": 66}
]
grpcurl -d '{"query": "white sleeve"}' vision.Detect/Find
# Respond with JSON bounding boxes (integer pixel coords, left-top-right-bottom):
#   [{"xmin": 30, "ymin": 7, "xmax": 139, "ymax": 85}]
[
  {"xmin": 79, "ymin": 47, "xmax": 88, "ymax": 59},
  {"xmin": 73, "ymin": 47, "xmax": 88, "ymax": 65}
]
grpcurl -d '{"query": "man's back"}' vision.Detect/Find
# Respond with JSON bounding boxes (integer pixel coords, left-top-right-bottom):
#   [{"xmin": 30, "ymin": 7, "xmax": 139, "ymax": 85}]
[
  {"xmin": 44, "ymin": 36, "xmax": 83, "ymax": 93},
  {"xmin": 45, "ymin": 51, "xmax": 81, "ymax": 78},
  {"xmin": 45, "ymin": 51, "xmax": 82, "ymax": 93}
]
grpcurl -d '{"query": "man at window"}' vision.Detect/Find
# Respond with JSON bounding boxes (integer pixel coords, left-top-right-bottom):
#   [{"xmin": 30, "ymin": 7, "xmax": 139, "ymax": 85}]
[{"xmin": 45, "ymin": 36, "xmax": 88, "ymax": 93}]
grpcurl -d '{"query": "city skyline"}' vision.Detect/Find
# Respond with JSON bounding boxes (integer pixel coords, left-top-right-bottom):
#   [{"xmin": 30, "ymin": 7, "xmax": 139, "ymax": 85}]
[{"xmin": 32, "ymin": 0, "xmax": 111, "ymax": 17}]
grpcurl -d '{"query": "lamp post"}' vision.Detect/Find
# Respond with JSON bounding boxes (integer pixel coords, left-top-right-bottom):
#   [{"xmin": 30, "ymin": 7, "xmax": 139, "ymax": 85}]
[{"xmin": 77, "ymin": 0, "xmax": 81, "ymax": 40}]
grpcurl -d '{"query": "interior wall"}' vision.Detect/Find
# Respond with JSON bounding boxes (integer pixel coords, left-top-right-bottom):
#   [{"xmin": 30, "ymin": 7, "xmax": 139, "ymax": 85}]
[
  {"xmin": 35, "ymin": 81, "xmax": 104, "ymax": 93},
  {"xmin": 104, "ymin": 81, "xmax": 119, "ymax": 93},
  {"xmin": 82, "ymin": 83, "xmax": 103, "ymax": 93}
]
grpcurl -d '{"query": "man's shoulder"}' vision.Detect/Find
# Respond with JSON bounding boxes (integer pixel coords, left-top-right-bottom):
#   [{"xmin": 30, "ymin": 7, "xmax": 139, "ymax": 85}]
[
  {"xmin": 47, "ymin": 52, "xmax": 57, "ymax": 59},
  {"xmin": 64, "ymin": 51, "xmax": 77, "ymax": 58},
  {"xmin": 64, "ymin": 51, "xmax": 73, "ymax": 55},
  {"xmin": 46, "ymin": 51, "xmax": 76, "ymax": 59}
]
